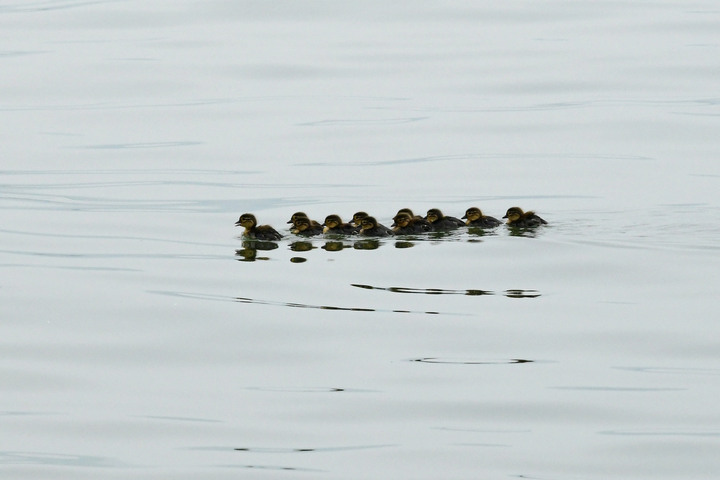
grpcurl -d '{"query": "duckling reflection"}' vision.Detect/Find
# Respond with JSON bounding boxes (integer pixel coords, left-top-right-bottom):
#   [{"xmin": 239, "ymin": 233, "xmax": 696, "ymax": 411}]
[
  {"xmin": 322, "ymin": 241, "xmax": 350, "ymax": 252},
  {"xmin": 359, "ymin": 216, "xmax": 394, "ymax": 237},
  {"xmin": 353, "ymin": 239, "xmax": 380, "ymax": 250},
  {"xmin": 392, "ymin": 212, "xmax": 432, "ymax": 234},
  {"xmin": 503, "ymin": 207, "xmax": 548, "ymax": 228},
  {"xmin": 235, "ymin": 240, "xmax": 278, "ymax": 262},
  {"xmin": 291, "ymin": 217, "xmax": 324, "ymax": 236},
  {"xmin": 425, "ymin": 208, "xmax": 465, "ymax": 231},
  {"xmin": 462, "ymin": 207, "xmax": 501, "ymax": 228},
  {"xmin": 235, "ymin": 213, "xmax": 283, "ymax": 241},
  {"xmin": 323, "ymin": 214, "xmax": 359, "ymax": 235},
  {"xmin": 289, "ymin": 241, "xmax": 315, "ymax": 252}
]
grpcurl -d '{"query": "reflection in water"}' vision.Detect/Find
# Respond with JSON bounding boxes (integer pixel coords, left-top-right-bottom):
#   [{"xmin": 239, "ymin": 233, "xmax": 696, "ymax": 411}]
[
  {"xmin": 290, "ymin": 257, "xmax": 307, "ymax": 263},
  {"xmin": 321, "ymin": 241, "xmax": 350, "ymax": 252},
  {"xmin": 289, "ymin": 241, "xmax": 315, "ymax": 252},
  {"xmin": 394, "ymin": 241, "xmax": 415, "ymax": 249},
  {"xmin": 507, "ymin": 226, "xmax": 544, "ymax": 238},
  {"xmin": 353, "ymin": 239, "xmax": 380, "ymax": 250},
  {"xmin": 352, "ymin": 284, "xmax": 540, "ymax": 298},
  {"xmin": 235, "ymin": 240, "xmax": 278, "ymax": 262}
]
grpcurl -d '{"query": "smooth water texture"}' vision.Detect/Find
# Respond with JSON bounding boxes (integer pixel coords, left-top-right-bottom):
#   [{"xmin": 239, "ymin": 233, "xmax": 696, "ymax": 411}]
[{"xmin": 2, "ymin": 1, "xmax": 720, "ymax": 479}]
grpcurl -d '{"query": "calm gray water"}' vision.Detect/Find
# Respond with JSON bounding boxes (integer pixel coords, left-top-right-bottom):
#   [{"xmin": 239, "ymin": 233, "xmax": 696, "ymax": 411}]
[{"xmin": 2, "ymin": 1, "xmax": 720, "ymax": 479}]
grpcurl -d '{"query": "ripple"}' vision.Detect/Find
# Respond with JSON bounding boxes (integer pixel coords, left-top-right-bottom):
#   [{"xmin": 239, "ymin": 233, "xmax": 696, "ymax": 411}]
[
  {"xmin": 352, "ymin": 284, "xmax": 540, "ymax": 298},
  {"xmin": 411, "ymin": 358, "xmax": 534, "ymax": 365},
  {"xmin": 71, "ymin": 141, "xmax": 203, "ymax": 149},
  {"xmin": 614, "ymin": 366, "xmax": 720, "ymax": 376},
  {"xmin": 234, "ymin": 444, "xmax": 395, "ymax": 453},
  {"xmin": 298, "ymin": 116, "xmax": 428, "ymax": 126},
  {"xmin": 150, "ymin": 290, "xmax": 454, "ymax": 316},
  {"xmin": 599, "ymin": 429, "xmax": 720, "ymax": 437},
  {"xmin": 0, "ymin": 451, "xmax": 125, "ymax": 467}
]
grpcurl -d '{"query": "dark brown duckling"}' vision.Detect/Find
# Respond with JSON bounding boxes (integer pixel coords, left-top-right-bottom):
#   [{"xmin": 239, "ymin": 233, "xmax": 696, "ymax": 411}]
[
  {"xmin": 235, "ymin": 213, "xmax": 282, "ymax": 241},
  {"xmin": 291, "ymin": 216, "xmax": 325, "ymax": 236},
  {"xmin": 287, "ymin": 212, "xmax": 322, "ymax": 229},
  {"xmin": 462, "ymin": 207, "xmax": 501, "ymax": 228},
  {"xmin": 352, "ymin": 211, "xmax": 394, "ymax": 235},
  {"xmin": 392, "ymin": 212, "xmax": 432, "ymax": 234},
  {"xmin": 359, "ymin": 216, "xmax": 394, "ymax": 237},
  {"xmin": 426, "ymin": 208, "xmax": 465, "ymax": 231},
  {"xmin": 323, "ymin": 214, "xmax": 359, "ymax": 235},
  {"xmin": 503, "ymin": 207, "xmax": 548, "ymax": 228}
]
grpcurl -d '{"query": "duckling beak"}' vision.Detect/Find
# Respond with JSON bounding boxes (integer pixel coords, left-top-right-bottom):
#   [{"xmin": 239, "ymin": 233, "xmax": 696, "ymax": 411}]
[
  {"xmin": 502, "ymin": 214, "xmax": 508, "ymax": 218},
  {"xmin": 234, "ymin": 220, "xmax": 242, "ymax": 226},
  {"xmin": 461, "ymin": 214, "xmax": 467, "ymax": 219}
]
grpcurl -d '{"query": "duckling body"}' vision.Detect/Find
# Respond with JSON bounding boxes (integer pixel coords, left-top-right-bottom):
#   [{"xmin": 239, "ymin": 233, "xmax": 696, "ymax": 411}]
[
  {"xmin": 462, "ymin": 207, "xmax": 501, "ymax": 228},
  {"xmin": 353, "ymin": 211, "xmax": 394, "ymax": 236},
  {"xmin": 323, "ymin": 214, "xmax": 359, "ymax": 235},
  {"xmin": 359, "ymin": 216, "xmax": 394, "ymax": 237},
  {"xmin": 235, "ymin": 213, "xmax": 283, "ymax": 241},
  {"xmin": 291, "ymin": 217, "xmax": 325, "ymax": 236},
  {"xmin": 503, "ymin": 207, "xmax": 547, "ymax": 228},
  {"xmin": 392, "ymin": 212, "xmax": 432, "ymax": 234},
  {"xmin": 426, "ymin": 208, "xmax": 465, "ymax": 231}
]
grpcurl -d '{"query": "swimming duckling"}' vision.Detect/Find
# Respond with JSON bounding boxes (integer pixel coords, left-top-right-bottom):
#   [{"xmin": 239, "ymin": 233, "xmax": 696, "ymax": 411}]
[
  {"xmin": 392, "ymin": 212, "xmax": 432, "ymax": 234},
  {"xmin": 291, "ymin": 216, "xmax": 325, "ymax": 236},
  {"xmin": 359, "ymin": 216, "xmax": 394, "ymax": 237},
  {"xmin": 287, "ymin": 212, "xmax": 321, "ymax": 229},
  {"xmin": 426, "ymin": 208, "xmax": 465, "ymax": 231},
  {"xmin": 462, "ymin": 207, "xmax": 501, "ymax": 228},
  {"xmin": 323, "ymin": 214, "xmax": 359, "ymax": 235},
  {"xmin": 503, "ymin": 207, "xmax": 548, "ymax": 228},
  {"xmin": 352, "ymin": 211, "xmax": 394, "ymax": 235},
  {"xmin": 235, "ymin": 213, "xmax": 282, "ymax": 241},
  {"xmin": 394, "ymin": 208, "xmax": 424, "ymax": 222}
]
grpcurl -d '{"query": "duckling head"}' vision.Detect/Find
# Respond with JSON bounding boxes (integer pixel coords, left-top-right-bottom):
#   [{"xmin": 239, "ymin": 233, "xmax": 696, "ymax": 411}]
[
  {"xmin": 463, "ymin": 207, "xmax": 483, "ymax": 223},
  {"xmin": 393, "ymin": 209, "xmax": 414, "ymax": 225},
  {"xmin": 235, "ymin": 213, "xmax": 257, "ymax": 228},
  {"xmin": 392, "ymin": 212, "xmax": 412, "ymax": 228},
  {"xmin": 323, "ymin": 214, "xmax": 342, "ymax": 229},
  {"xmin": 352, "ymin": 211, "xmax": 369, "ymax": 226},
  {"xmin": 288, "ymin": 212, "xmax": 309, "ymax": 225},
  {"xmin": 360, "ymin": 216, "xmax": 378, "ymax": 232},
  {"xmin": 503, "ymin": 207, "xmax": 524, "ymax": 223},
  {"xmin": 292, "ymin": 217, "xmax": 312, "ymax": 234},
  {"xmin": 426, "ymin": 208, "xmax": 444, "ymax": 224}
]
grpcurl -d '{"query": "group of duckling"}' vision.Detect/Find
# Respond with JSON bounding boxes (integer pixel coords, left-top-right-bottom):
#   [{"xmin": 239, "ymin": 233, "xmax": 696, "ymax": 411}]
[{"xmin": 236, "ymin": 207, "xmax": 547, "ymax": 241}]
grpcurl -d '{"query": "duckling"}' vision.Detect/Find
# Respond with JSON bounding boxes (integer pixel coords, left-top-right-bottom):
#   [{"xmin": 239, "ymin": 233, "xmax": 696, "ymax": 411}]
[
  {"xmin": 291, "ymin": 216, "xmax": 325, "ymax": 236},
  {"xmin": 426, "ymin": 208, "xmax": 465, "ymax": 231},
  {"xmin": 352, "ymin": 211, "xmax": 394, "ymax": 235},
  {"xmin": 503, "ymin": 207, "xmax": 548, "ymax": 228},
  {"xmin": 323, "ymin": 214, "xmax": 359, "ymax": 235},
  {"xmin": 462, "ymin": 207, "xmax": 501, "ymax": 228},
  {"xmin": 359, "ymin": 216, "xmax": 394, "ymax": 237},
  {"xmin": 287, "ymin": 212, "xmax": 321, "ymax": 229},
  {"xmin": 392, "ymin": 212, "xmax": 432, "ymax": 234},
  {"xmin": 235, "ymin": 213, "xmax": 282, "ymax": 241},
  {"xmin": 394, "ymin": 208, "xmax": 424, "ymax": 222},
  {"xmin": 351, "ymin": 211, "xmax": 370, "ymax": 227}
]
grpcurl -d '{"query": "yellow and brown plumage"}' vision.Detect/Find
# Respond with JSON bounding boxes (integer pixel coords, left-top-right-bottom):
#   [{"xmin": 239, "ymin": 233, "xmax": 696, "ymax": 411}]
[
  {"xmin": 503, "ymin": 207, "xmax": 548, "ymax": 228},
  {"xmin": 462, "ymin": 207, "xmax": 501, "ymax": 228},
  {"xmin": 323, "ymin": 214, "xmax": 359, "ymax": 235},
  {"xmin": 359, "ymin": 216, "xmax": 394, "ymax": 237},
  {"xmin": 235, "ymin": 213, "xmax": 282, "ymax": 241},
  {"xmin": 392, "ymin": 212, "xmax": 432, "ymax": 234},
  {"xmin": 425, "ymin": 208, "xmax": 465, "ymax": 231}
]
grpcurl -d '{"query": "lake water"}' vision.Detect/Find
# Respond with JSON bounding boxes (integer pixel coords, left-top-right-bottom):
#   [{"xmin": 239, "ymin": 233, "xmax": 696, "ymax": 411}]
[{"xmin": 2, "ymin": 1, "xmax": 720, "ymax": 478}]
